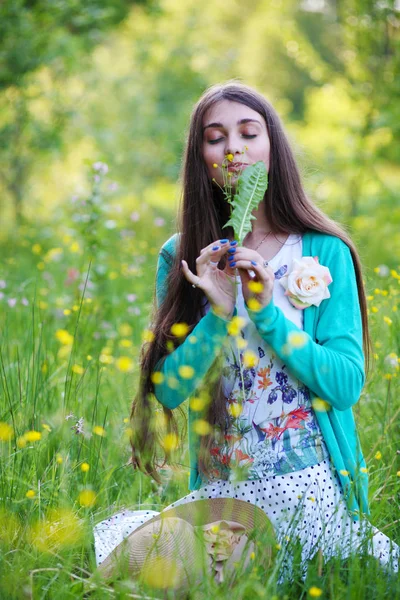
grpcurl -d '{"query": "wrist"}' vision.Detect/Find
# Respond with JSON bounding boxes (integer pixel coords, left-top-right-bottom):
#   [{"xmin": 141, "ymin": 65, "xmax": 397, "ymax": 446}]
[{"xmin": 210, "ymin": 304, "xmax": 234, "ymax": 321}]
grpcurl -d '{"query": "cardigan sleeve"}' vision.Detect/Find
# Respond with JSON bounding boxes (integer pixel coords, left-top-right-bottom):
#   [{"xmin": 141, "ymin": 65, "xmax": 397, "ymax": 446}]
[
  {"xmin": 246, "ymin": 240, "xmax": 365, "ymax": 411},
  {"xmin": 152, "ymin": 244, "xmax": 233, "ymax": 410}
]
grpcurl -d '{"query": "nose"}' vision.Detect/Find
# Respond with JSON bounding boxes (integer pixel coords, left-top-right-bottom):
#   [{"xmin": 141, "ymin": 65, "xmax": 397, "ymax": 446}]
[{"xmin": 224, "ymin": 133, "xmax": 243, "ymax": 158}]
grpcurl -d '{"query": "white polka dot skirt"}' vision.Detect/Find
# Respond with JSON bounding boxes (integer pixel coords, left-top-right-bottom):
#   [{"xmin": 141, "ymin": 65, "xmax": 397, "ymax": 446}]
[{"xmin": 93, "ymin": 459, "xmax": 399, "ymax": 580}]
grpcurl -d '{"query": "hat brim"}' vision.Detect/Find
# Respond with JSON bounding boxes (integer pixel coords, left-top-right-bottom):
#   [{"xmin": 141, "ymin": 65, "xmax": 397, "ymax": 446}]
[{"xmin": 97, "ymin": 498, "xmax": 276, "ymax": 587}]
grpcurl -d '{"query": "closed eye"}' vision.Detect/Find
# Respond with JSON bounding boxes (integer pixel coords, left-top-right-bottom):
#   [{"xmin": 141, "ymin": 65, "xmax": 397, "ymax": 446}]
[{"xmin": 207, "ymin": 134, "xmax": 257, "ymax": 145}]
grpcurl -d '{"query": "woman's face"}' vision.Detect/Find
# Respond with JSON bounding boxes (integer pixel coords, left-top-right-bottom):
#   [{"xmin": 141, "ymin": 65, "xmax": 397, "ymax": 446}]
[{"xmin": 202, "ymin": 99, "xmax": 270, "ymax": 189}]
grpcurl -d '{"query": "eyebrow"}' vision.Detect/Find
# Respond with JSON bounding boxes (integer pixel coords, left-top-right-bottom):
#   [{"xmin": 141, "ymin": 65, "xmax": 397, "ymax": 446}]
[{"xmin": 203, "ymin": 118, "xmax": 262, "ymax": 131}]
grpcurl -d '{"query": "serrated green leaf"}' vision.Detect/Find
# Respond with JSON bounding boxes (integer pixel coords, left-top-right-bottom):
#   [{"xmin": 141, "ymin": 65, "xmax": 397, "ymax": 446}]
[{"xmin": 223, "ymin": 162, "xmax": 269, "ymax": 244}]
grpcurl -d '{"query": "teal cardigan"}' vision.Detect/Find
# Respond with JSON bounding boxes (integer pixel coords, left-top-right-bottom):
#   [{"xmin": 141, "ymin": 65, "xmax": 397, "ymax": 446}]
[{"xmin": 153, "ymin": 231, "xmax": 369, "ymax": 520}]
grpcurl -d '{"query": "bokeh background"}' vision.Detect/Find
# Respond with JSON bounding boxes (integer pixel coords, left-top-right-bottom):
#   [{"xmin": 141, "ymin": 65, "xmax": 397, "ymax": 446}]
[{"xmin": 0, "ymin": 1, "xmax": 400, "ymax": 598}]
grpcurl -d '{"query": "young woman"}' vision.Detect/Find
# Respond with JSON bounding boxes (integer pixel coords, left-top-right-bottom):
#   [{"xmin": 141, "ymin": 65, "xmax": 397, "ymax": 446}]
[{"xmin": 95, "ymin": 82, "xmax": 399, "ymax": 579}]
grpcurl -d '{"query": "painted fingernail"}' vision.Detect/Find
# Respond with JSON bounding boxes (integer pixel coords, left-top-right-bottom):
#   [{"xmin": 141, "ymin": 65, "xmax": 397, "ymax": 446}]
[
  {"xmin": 212, "ymin": 245, "xmax": 220, "ymax": 251},
  {"xmin": 228, "ymin": 248, "xmax": 236, "ymax": 254},
  {"xmin": 219, "ymin": 239, "xmax": 228, "ymax": 243},
  {"xmin": 251, "ymin": 260, "xmax": 257, "ymax": 266},
  {"xmin": 230, "ymin": 261, "xmax": 236, "ymax": 267},
  {"xmin": 230, "ymin": 241, "xmax": 238, "ymax": 246}
]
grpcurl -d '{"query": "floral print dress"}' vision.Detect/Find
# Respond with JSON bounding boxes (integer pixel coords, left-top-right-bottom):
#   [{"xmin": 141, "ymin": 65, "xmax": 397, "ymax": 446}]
[{"xmin": 208, "ymin": 234, "xmax": 330, "ymax": 482}]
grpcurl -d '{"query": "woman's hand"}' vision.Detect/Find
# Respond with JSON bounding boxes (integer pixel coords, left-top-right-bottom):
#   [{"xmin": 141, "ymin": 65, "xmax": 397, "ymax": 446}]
[
  {"xmin": 227, "ymin": 245, "xmax": 275, "ymax": 310},
  {"xmin": 181, "ymin": 240, "xmax": 237, "ymax": 319}
]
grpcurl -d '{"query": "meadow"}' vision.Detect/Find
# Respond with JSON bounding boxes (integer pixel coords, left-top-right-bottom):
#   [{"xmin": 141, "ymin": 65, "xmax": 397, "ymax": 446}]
[{"xmin": 0, "ymin": 162, "xmax": 399, "ymax": 599}]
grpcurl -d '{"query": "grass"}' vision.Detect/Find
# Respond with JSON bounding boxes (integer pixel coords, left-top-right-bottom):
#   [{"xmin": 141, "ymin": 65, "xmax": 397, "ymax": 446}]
[{"xmin": 0, "ymin": 166, "xmax": 399, "ymax": 598}]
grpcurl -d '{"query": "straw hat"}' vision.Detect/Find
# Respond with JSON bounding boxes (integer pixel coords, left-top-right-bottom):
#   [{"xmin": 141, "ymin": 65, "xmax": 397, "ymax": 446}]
[{"xmin": 97, "ymin": 498, "xmax": 276, "ymax": 594}]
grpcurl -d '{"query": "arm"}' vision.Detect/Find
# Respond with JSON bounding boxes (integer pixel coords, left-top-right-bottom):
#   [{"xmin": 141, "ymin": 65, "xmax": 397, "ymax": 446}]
[
  {"xmin": 247, "ymin": 241, "xmax": 365, "ymax": 411},
  {"xmin": 153, "ymin": 245, "xmax": 233, "ymax": 410}
]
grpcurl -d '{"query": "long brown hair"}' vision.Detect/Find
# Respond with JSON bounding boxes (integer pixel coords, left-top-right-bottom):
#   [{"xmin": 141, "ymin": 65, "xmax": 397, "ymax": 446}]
[{"xmin": 130, "ymin": 81, "xmax": 371, "ymax": 483}]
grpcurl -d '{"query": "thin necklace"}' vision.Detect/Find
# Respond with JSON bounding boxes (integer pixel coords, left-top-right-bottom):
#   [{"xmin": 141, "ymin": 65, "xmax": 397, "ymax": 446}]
[{"xmin": 245, "ymin": 230, "xmax": 272, "ymax": 252}]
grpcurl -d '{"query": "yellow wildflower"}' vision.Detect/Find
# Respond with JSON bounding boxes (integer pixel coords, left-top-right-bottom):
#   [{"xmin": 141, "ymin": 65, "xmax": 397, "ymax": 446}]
[
  {"xmin": 151, "ymin": 371, "xmax": 164, "ymax": 385},
  {"xmin": 371, "ymin": 306, "xmax": 379, "ymax": 313},
  {"xmin": 360, "ymin": 467, "xmax": 368, "ymax": 473},
  {"xmin": 248, "ymin": 280, "xmax": 264, "ymax": 294},
  {"xmin": 167, "ymin": 376, "xmax": 179, "ymax": 389},
  {"xmin": 140, "ymin": 556, "xmax": 180, "ymax": 589},
  {"xmin": 142, "ymin": 329, "xmax": 155, "ymax": 343},
  {"xmin": 115, "ymin": 357, "xmax": 134, "ymax": 372},
  {"xmin": 26, "ymin": 490, "xmax": 36, "ymax": 499},
  {"xmin": 99, "ymin": 353, "xmax": 114, "ymax": 365},
  {"xmin": 25, "ymin": 431, "xmax": 42, "ymax": 442},
  {"xmin": 227, "ymin": 316, "xmax": 246, "ymax": 337},
  {"xmin": 0, "ymin": 422, "xmax": 14, "ymax": 442},
  {"xmin": 212, "ymin": 163, "xmax": 218, "ymax": 168},
  {"xmin": 190, "ymin": 396, "xmax": 208, "ymax": 411},
  {"xmin": 170, "ymin": 322, "xmax": 190, "ymax": 337},
  {"xmin": 119, "ymin": 323, "xmax": 133, "ymax": 336},
  {"xmin": 229, "ymin": 403, "xmax": 242, "ymax": 418},
  {"xmin": 93, "ymin": 426, "xmax": 106, "ymax": 437},
  {"xmin": 17, "ymin": 436, "xmax": 27, "ymax": 448},
  {"xmin": 287, "ymin": 331, "xmax": 308, "ymax": 349},
  {"xmin": 178, "ymin": 365, "xmax": 195, "ymax": 379},
  {"xmin": 81, "ymin": 462, "xmax": 90, "ymax": 472},
  {"xmin": 70, "ymin": 242, "xmax": 80, "ymax": 253},
  {"xmin": 119, "ymin": 338, "xmax": 133, "ymax": 348},
  {"xmin": 236, "ymin": 338, "xmax": 248, "ymax": 349},
  {"xmin": 226, "ymin": 153, "xmax": 234, "ymax": 162},
  {"xmin": 340, "ymin": 470, "xmax": 349, "ymax": 476},
  {"xmin": 375, "ymin": 451, "xmax": 382, "ymax": 460},
  {"xmin": 63, "ymin": 309, "xmax": 71, "ymax": 316},
  {"xmin": 42, "ymin": 424, "xmax": 51, "ymax": 432},
  {"xmin": 312, "ymin": 398, "xmax": 331, "ymax": 412},
  {"xmin": 246, "ymin": 298, "xmax": 262, "ymax": 312},
  {"xmin": 72, "ymin": 364, "xmax": 84, "ymax": 375},
  {"xmin": 309, "ymin": 587, "xmax": 323, "ymax": 598},
  {"xmin": 163, "ymin": 433, "xmax": 179, "ymax": 452},
  {"xmin": 56, "ymin": 455, "xmax": 63, "ymax": 464},
  {"xmin": 78, "ymin": 489, "xmax": 96, "ymax": 508},
  {"xmin": 55, "ymin": 329, "xmax": 73, "ymax": 345},
  {"xmin": 193, "ymin": 419, "xmax": 212, "ymax": 435},
  {"xmin": 383, "ymin": 316, "xmax": 392, "ymax": 325},
  {"xmin": 32, "ymin": 243, "xmax": 42, "ymax": 254},
  {"xmin": 243, "ymin": 350, "xmax": 258, "ymax": 368}
]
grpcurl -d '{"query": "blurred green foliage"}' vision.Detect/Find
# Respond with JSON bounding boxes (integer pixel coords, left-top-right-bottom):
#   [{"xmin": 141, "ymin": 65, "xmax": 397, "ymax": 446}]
[{"xmin": 0, "ymin": 0, "xmax": 399, "ymax": 267}]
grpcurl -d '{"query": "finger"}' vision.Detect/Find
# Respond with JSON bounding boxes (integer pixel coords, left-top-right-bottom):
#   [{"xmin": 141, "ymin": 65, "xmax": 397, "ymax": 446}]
[
  {"xmin": 200, "ymin": 239, "xmax": 230, "ymax": 255},
  {"xmin": 196, "ymin": 242, "xmax": 231, "ymax": 272},
  {"xmin": 233, "ymin": 260, "xmax": 272, "ymax": 282},
  {"xmin": 181, "ymin": 260, "xmax": 201, "ymax": 287}
]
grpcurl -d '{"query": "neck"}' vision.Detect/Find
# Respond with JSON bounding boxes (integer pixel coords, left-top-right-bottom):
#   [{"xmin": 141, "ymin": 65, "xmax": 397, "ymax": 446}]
[{"xmin": 250, "ymin": 204, "xmax": 271, "ymax": 236}]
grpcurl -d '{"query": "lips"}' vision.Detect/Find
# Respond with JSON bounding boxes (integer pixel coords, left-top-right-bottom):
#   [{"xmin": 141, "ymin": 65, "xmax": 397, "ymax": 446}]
[{"xmin": 227, "ymin": 163, "xmax": 248, "ymax": 172}]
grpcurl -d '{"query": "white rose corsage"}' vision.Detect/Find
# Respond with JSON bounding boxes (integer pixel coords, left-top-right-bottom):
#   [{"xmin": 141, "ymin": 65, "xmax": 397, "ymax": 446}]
[{"xmin": 279, "ymin": 256, "xmax": 333, "ymax": 309}]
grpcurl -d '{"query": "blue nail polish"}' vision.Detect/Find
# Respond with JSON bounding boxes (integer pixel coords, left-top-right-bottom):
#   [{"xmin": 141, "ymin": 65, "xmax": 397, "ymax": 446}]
[
  {"xmin": 212, "ymin": 245, "xmax": 219, "ymax": 251},
  {"xmin": 251, "ymin": 260, "xmax": 257, "ymax": 266},
  {"xmin": 228, "ymin": 248, "xmax": 236, "ymax": 254},
  {"xmin": 219, "ymin": 239, "xmax": 228, "ymax": 243},
  {"xmin": 230, "ymin": 241, "xmax": 238, "ymax": 246},
  {"xmin": 230, "ymin": 261, "xmax": 236, "ymax": 267}
]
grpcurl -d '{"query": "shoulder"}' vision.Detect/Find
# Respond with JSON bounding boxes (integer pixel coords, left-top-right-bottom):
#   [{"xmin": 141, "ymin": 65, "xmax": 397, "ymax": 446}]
[
  {"xmin": 159, "ymin": 233, "xmax": 180, "ymax": 266},
  {"xmin": 303, "ymin": 230, "xmax": 352, "ymax": 259}
]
